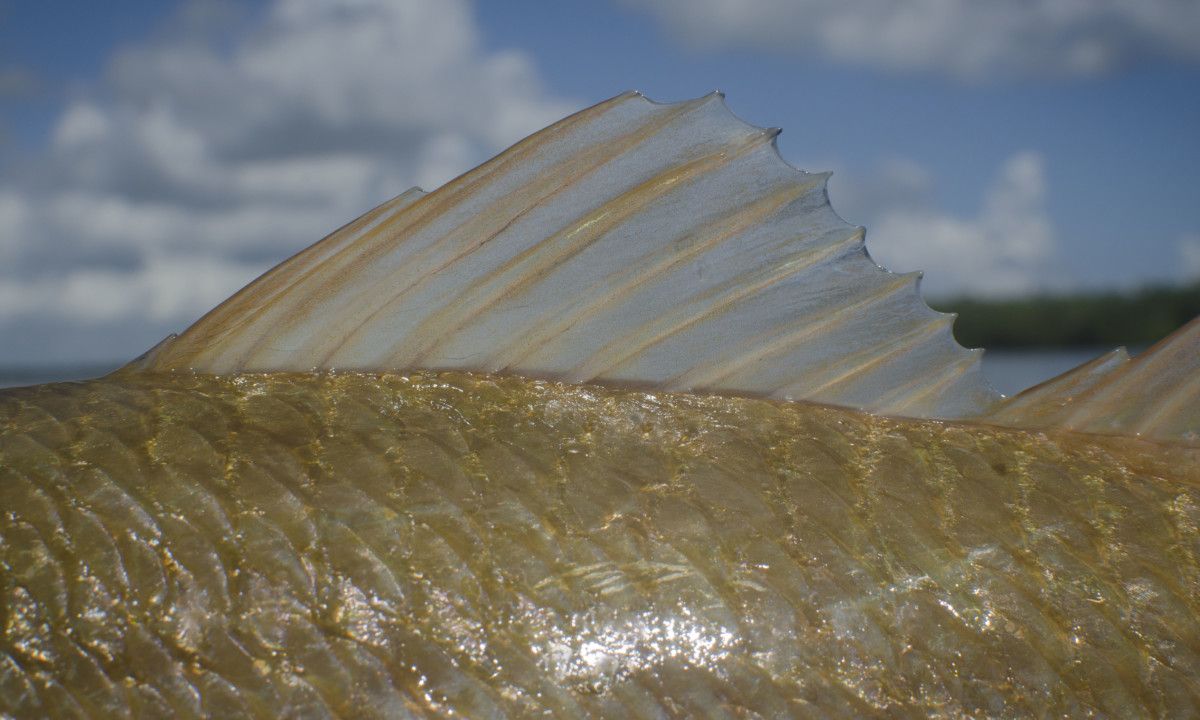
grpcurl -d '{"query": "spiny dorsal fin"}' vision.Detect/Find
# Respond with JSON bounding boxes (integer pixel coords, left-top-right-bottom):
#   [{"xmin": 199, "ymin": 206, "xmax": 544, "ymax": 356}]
[
  {"xmin": 134, "ymin": 92, "xmax": 999, "ymax": 419},
  {"xmin": 979, "ymin": 315, "xmax": 1200, "ymax": 445}
]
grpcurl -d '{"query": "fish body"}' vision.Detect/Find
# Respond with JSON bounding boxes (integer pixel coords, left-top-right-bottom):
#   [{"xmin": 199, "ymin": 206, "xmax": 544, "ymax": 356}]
[
  {"xmin": 3, "ymin": 371, "xmax": 1198, "ymax": 718},
  {"xmin": 2, "ymin": 92, "xmax": 1200, "ymax": 718}
]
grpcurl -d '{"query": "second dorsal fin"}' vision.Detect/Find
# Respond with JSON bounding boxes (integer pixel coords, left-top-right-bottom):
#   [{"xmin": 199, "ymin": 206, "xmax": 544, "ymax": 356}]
[
  {"xmin": 133, "ymin": 92, "xmax": 1005, "ymax": 419},
  {"xmin": 979, "ymin": 315, "xmax": 1200, "ymax": 445}
]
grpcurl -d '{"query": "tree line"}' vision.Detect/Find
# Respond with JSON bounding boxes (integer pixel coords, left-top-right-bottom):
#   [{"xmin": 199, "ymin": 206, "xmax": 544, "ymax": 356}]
[{"xmin": 931, "ymin": 281, "xmax": 1200, "ymax": 349}]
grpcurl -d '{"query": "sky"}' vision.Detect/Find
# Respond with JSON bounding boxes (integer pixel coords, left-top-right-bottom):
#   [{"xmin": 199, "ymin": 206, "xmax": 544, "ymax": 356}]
[{"xmin": 0, "ymin": 0, "xmax": 1198, "ymax": 369}]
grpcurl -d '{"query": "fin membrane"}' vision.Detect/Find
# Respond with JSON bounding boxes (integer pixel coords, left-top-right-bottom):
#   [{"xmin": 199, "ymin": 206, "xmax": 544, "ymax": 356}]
[{"xmin": 136, "ymin": 92, "xmax": 998, "ymax": 419}]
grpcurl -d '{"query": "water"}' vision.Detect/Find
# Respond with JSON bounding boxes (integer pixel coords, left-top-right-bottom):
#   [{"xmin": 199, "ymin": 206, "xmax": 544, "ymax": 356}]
[
  {"xmin": 1, "ymin": 351, "xmax": 1119, "ymax": 397},
  {"xmin": 0, "ymin": 363, "xmax": 124, "ymax": 390},
  {"xmin": 981, "ymin": 347, "xmax": 1120, "ymax": 397}
]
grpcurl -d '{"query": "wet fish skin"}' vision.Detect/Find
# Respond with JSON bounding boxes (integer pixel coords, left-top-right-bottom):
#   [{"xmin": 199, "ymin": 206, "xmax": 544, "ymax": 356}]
[{"xmin": 2, "ymin": 371, "xmax": 1198, "ymax": 718}]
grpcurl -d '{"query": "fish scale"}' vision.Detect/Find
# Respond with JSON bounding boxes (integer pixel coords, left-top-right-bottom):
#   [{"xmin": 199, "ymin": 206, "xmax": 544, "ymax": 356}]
[{"xmin": 3, "ymin": 370, "xmax": 1198, "ymax": 718}]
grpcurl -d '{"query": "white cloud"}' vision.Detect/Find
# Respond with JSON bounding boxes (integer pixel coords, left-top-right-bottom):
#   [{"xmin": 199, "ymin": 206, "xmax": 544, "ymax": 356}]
[
  {"xmin": 855, "ymin": 152, "xmax": 1059, "ymax": 298},
  {"xmin": 0, "ymin": 0, "xmax": 578, "ymax": 364},
  {"xmin": 0, "ymin": 255, "xmax": 268, "ymax": 324},
  {"xmin": 625, "ymin": 0, "xmax": 1200, "ymax": 80},
  {"xmin": 52, "ymin": 103, "xmax": 111, "ymax": 149}
]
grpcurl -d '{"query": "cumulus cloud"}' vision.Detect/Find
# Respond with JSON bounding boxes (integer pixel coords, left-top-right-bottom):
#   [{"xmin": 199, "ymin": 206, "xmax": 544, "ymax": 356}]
[
  {"xmin": 0, "ymin": 0, "xmax": 577, "ymax": 365},
  {"xmin": 846, "ymin": 152, "xmax": 1060, "ymax": 298},
  {"xmin": 624, "ymin": 0, "xmax": 1200, "ymax": 80}
]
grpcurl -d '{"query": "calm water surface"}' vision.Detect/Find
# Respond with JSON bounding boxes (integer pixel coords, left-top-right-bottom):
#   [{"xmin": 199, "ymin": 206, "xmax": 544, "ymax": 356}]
[{"xmin": 980, "ymin": 347, "xmax": 1122, "ymax": 397}]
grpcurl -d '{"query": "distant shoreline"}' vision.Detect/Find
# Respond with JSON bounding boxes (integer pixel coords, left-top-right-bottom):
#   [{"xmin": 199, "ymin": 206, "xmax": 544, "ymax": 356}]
[{"xmin": 931, "ymin": 280, "xmax": 1200, "ymax": 349}]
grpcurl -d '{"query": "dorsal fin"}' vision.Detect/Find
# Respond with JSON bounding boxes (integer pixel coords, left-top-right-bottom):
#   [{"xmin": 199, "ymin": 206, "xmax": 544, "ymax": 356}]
[
  {"xmin": 131, "ymin": 91, "xmax": 999, "ymax": 419},
  {"xmin": 979, "ymin": 315, "xmax": 1200, "ymax": 445}
]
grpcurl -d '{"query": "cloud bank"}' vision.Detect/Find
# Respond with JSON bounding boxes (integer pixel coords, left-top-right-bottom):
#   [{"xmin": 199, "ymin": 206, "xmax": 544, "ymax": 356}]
[
  {"xmin": 625, "ymin": 0, "xmax": 1200, "ymax": 80},
  {"xmin": 0, "ymin": 0, "xmax": 577, "ymax": 365}
]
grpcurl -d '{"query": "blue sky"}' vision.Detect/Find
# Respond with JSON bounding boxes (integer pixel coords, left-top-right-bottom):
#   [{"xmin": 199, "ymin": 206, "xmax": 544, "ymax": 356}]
[{"xmin": 1, "ymin": 0, "xmax": 1198, "ymax": 367}]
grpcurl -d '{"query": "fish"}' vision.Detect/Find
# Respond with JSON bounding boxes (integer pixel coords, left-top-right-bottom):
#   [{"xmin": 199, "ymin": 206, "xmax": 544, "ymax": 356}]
[{"xmin": 1, "ymin": 91, "xmax": 1198, "ymax": 718}]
